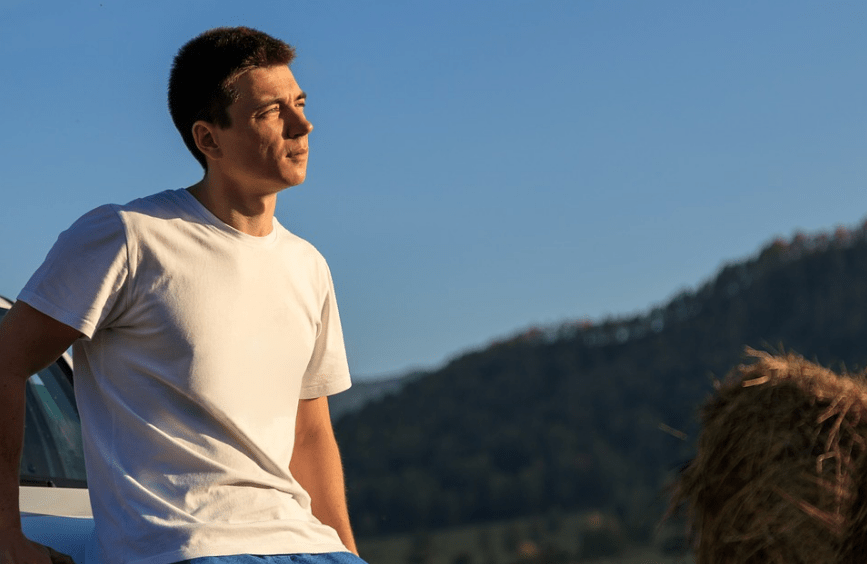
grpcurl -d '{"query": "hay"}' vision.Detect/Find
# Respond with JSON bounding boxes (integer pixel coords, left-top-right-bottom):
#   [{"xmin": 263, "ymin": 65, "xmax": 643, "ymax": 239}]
[{"xmin": 671, "ymin": 348, "xmax": 867, "ymax": 563}]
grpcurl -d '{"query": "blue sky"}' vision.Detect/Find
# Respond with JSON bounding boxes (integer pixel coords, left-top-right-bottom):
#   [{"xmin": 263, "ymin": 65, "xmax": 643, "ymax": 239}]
[{"xmin": 1, "ymin": 1, "xmax": 865, "ymax": 378}]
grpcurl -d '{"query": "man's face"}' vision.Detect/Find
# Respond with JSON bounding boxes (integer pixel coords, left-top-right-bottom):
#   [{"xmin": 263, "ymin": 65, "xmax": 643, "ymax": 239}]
[{"xmin": 213, "ymin": 65, "xmax": 313, "ymax": 192}]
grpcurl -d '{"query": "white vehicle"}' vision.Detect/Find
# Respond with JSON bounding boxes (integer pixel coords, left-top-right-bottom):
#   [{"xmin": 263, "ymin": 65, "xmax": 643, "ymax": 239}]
[{"xmin": 2, "ymin": 296, "xmax": 97, "ymax": 562}]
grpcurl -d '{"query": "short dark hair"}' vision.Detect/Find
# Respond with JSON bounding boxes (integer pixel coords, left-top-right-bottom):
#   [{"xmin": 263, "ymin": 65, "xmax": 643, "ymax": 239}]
[{"xmin": 168, "ymin": 27, "xmax": 296, "ymax": 169}]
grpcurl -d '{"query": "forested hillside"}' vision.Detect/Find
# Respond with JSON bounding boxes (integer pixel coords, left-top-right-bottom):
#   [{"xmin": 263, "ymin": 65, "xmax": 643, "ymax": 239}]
[{"xmin": 334, "ymin": 222, "xmax": 867, "ymax": 540}]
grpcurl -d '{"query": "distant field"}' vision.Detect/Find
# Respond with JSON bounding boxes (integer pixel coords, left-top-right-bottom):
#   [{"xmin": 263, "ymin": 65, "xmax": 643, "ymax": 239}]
[{"xmin": 356, "ymin": 510, "xmax": 694, "ymax": 564}]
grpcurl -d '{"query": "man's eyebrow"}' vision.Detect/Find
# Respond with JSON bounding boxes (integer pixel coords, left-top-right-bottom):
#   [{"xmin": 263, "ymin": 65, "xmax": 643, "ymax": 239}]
[{"xmin": 297, "ymin": 91, "xmax": 307, "ymax": 101}]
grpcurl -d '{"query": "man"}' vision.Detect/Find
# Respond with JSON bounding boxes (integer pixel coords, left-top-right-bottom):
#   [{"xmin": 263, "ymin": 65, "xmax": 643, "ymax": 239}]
[{"xmin": 0, "ymin": 27, "xmax": 364, "ymax": 564}]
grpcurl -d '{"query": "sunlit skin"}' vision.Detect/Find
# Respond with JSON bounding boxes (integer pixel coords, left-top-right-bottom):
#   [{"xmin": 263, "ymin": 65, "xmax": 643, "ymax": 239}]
[{"xmin": 188, "ymin": 65, "xmax": 313, "ymax": 236}]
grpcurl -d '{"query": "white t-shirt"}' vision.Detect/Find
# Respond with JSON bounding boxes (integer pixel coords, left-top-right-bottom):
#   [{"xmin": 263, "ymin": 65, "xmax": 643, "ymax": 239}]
[{"xmin": 19, "ymin": 189, "xmax": 352, "ymax": 564}]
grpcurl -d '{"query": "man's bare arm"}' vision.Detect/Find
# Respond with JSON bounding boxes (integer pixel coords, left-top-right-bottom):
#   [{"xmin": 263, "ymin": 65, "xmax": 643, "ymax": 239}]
[
  {"xmin": 0, "ymin": 301, "xmax": 81, "ymax": 563},
  {"xmin": 289, "ymin": 396, "xmax": 358, "ymax": 555}
]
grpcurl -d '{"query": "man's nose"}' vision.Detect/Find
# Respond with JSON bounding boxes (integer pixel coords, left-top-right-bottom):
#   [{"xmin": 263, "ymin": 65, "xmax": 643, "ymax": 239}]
[{"xmin": 286, "ymin": 111, "xmax": 313, "ymax": 138}]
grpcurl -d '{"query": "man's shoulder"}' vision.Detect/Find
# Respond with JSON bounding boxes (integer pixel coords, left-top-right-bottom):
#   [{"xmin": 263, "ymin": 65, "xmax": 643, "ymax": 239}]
[
  {"xmin": 114, "ymin": 189, "xmax": 189, "ymax": 216},
  {"xmin": 274, "ymin": 221, "xmax": 327, "ymax": 259},
  {"xmin": 272, "ymin": 224, "xmax": 337, "ymax": 285},
  {"xmin": 104, "ymin": 189, "xmax": 214, "ymax": 239},
  {"xmin": 68, "ymin": 190, "xmax": 186, "ymax": 227}
]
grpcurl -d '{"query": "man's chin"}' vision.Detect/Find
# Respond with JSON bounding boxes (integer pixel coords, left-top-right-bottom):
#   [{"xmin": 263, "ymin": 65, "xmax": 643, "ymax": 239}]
[{"xmin": 283, "ymin": 172, "xmax": 308, "ymax": 188}]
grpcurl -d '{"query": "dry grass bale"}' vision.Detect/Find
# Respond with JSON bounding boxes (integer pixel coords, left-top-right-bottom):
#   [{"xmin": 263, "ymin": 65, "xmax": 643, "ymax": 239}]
[{"xmin": 671, "ymin": 348, "xmax": 867, "ymax": 563}]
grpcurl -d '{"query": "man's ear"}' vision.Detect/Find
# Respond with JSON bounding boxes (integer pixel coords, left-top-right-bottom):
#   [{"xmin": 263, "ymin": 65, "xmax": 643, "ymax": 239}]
[{"xmin": 192, "ymin": 121, "xmax": 222, "ymax": 161}]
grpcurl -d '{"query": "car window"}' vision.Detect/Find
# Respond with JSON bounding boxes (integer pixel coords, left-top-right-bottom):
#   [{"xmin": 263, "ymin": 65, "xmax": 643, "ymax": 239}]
[
  {"xmin": 0, "ymin": 308, "xmax": 87, "ymax": 487},
  {"xmin": 21, "ymin": 364, "xmax": 87, "ymax": 487}
]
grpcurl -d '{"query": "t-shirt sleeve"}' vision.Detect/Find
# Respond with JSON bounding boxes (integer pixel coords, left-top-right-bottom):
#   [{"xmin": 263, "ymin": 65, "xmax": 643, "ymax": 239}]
[
  {"xmin": 18, "ymin": 204, "xmax": 129, "ymax": 339},
  {"xmin": 299, "ymin": 259, "xmax": 351, "ymax": 400}
]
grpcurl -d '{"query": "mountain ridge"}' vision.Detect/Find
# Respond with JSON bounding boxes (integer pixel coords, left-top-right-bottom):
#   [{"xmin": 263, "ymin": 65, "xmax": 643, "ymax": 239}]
[{"xmin": 334, "ymin": 218, "xmax": 867, "ymax": 539}]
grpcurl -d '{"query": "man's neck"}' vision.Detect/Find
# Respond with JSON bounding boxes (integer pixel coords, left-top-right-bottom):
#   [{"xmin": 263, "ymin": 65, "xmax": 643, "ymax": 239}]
[{"xmin": 187, "ymin": 176, "xmax": 278, "ymax": 237}]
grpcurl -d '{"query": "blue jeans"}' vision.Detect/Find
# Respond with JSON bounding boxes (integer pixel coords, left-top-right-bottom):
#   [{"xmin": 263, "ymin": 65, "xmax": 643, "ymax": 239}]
[{"xmin": 178, "ymin": 554, "xmax": 367, "ymax": 564}]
